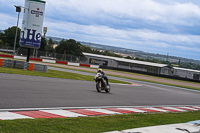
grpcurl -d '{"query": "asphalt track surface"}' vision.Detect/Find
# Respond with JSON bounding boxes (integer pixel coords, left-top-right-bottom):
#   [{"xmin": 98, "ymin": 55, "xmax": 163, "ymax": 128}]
[{"xmin": 0, "ymin": 67, "xmax": 200, "ymax": 110}]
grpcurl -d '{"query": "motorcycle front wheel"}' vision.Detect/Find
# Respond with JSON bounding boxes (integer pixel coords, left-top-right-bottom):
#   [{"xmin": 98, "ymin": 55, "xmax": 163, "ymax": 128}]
[{"xmin": 96, "ymin": 82, "xmax": 101, "ymax": 92}]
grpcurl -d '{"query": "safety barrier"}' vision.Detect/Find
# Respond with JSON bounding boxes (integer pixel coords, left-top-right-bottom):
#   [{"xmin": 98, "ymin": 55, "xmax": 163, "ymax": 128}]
[
  {"xmin": 0, "ymin": 59, "xmax": 47, "ymax": 72},
  {"xmin": 32, "ymin": 63, "xmax": 48, "ymax": 72},
  {"xmin": 0, "ymin": 54, "xmax": 13, "ymax": 58},
  {"xmin": 0, "ymin": 54, "xmax": 99, "ymax": 69}
]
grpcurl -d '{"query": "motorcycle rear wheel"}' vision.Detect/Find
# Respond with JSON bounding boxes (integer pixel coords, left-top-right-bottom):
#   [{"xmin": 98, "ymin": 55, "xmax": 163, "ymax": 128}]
[{"xmin": 105, "ymin": 85, "xmax": 111, "ymax": 93}]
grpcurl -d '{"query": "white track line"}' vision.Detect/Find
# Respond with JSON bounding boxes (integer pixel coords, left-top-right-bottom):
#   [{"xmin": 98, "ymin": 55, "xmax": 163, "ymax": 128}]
[{"xmin": 109, "ymin": 83, "xmax": 142, "ymax": 86}]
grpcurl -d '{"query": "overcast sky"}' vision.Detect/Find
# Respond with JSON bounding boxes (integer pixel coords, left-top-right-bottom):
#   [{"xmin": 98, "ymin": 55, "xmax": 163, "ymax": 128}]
[{"xmin": 0, "ymin": 0, "xmax": 200, "ymax": 60}]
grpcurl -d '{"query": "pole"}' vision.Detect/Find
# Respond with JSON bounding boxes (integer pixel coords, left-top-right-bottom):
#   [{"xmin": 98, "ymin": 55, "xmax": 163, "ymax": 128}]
[
  {"xmin": 33, "ymin": 48, "xmax": 35, "ymax": 57},
  {"xmin": 36, "ymin": 49, "xmax": 38, "ymax": 58},
  {"xmin": 11, "ymin": 11, "xmax": 20, "ymax": 68},
  {"xmin": 26, "ymin": 48, "xmax": 30, "ymax": 62}
]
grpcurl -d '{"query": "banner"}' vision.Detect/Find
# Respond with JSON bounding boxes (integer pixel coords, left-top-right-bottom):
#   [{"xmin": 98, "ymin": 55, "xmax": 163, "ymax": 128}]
[
  {"xmin": 20, "ymin": 0, "xmax": 46, "ymax": 49},
  {"xmin": 89, "ymin": 58, "xmax": 108, "ymax": 66}
]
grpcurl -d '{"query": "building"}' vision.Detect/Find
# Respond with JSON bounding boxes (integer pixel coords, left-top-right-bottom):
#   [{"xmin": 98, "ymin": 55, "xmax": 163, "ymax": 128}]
[
  {"xmin": 83, "ymin": 52, "xmax": 200, "ymax": 81},
  {"xmin": 83, "ymin": 53, "xmax": 172, "ymax": 75}
]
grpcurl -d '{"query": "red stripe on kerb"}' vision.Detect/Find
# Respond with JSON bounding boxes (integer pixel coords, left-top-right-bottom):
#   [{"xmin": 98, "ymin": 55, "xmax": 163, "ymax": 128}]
[
  {"xmin": 190, "ymin": 106, "xmax": 200, "ymax": 110},
  {"xmin": 103, "ymin": 108, "xmax": 134, "ymax": 114},
  {"xmin": 174, "ymin": 107, "xmax": 194, "ymax": 111},
  {"xmin": 65, "ymin": 109, "xmax": 106, "ymax": 116},
  {"xmin": 12, "ymin": 111, "xmax": 65, "ymax": 118}
]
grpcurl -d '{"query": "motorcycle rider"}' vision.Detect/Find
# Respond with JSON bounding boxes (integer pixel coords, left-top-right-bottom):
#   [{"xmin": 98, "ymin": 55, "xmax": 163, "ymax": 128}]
[{"xmin": 97, "ymin": 69, "xmax": 109, "ymax": 85}]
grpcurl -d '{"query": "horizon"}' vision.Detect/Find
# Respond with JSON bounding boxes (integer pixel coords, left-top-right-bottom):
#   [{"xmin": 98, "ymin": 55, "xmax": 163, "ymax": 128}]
[
  {"xmin": 1, "ymin": 28, "xmax": 200, "ymax": 62},
  {"xmin": 0, "ymin": 0, "xmax": 200, "ymax": 60},
  {"xmin": 46, "ymin": 35, "xmax": 200, "ymax": 62}
]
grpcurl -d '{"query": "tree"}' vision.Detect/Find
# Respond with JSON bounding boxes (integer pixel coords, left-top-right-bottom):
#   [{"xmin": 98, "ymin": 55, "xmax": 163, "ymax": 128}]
[
  {"xmin": 46, "ymin": 38, "xmax": 54, "ymax": 52},
  {"xmin": 0, "ymin": 39, "xmax": 3, "ymax": 47},
  {"xmin": 2, "ymin": 26, "xmax": 21, "ymax": 48},
  {"xmin": 125, "ymin": 56, "xmax": 132, "ymax": 59},
  {"xmin": 55, "ymin": 39, "xmax": 66, "ymax": 54},
  {"xmin": 55, "ymin": 39, "xmax": 84, "ymax": 57},
  {"xmin": 0, "ymin": 32, "xmax": 4, "ymax": 47},
  {"xmin": 102, "ymin": 50, "xmax": 110, "ymax": 56},
  {"xmin": 80, "ymin": 45, "xmax": 93, "ymax": 53},
  {"xmin": 39, "ymin": 37, "xmax": 47, "ymax": 51}
]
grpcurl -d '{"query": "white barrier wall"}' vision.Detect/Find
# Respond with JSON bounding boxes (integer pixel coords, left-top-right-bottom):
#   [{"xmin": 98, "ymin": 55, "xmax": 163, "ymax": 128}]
[
  {"xmin": 68, "ymin": 62, "xmax": 80, "ymax": 66},
  {"xmin": 14, "ymin": 56, "xmax": 27, "ymax": 60},
  {"xmin": 90, "ymin": 65, "xmax": 99, "ymax": 68},
  {"xmin": 42, "ymin": 59, "xmax": 56, "ymax": 63},
  {"xmin": 13, "ymin": 55, "xmax": 100, "ymax": 68}
]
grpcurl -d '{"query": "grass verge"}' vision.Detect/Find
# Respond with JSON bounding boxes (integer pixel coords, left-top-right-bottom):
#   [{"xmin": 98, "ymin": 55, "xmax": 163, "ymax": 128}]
[
  {"xmin": 0, "ymin": 67, "xmax": 130, "ymax": 84},
  {"xmin": 0, "ymin": 66, "xmax": 199, "ymax": 133},
  {"xmin": 0, "ymin": 111, "xmax": 199, "ymax": 133},
  {"xmin": 108, "ymin": 74, "xmax": 200, "ymax": 91}
]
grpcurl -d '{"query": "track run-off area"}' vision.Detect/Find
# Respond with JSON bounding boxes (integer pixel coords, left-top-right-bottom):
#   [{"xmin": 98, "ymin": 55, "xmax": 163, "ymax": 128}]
[{"xmin": 0, "ymin": 65, "xmax": 200, "ymax": 120}]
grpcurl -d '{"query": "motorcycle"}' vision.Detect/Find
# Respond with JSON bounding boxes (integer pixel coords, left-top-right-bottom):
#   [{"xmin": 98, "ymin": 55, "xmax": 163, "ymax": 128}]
[{"xmin": 94, "ymin": 72, "xmax": 111, "ymax": 93}]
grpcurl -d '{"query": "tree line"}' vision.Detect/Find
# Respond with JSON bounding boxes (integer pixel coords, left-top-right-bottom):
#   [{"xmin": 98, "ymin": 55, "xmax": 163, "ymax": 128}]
[
  {"xmin": 0, "ymin": 26, "xmax": 200, "ymax": 70},
  {"xmin": 0, "ymin": 26, "xmax": 122, "ymax": 57}
]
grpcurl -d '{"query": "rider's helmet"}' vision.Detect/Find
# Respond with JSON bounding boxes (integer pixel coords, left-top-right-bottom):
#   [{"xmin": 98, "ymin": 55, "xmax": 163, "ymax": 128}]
[{"xmin": 97, "ymin": 69, "xmax": 102, "ymax": 73}]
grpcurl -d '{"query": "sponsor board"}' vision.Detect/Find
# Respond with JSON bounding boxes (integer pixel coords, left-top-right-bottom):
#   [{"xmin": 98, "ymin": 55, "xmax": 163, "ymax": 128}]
[
  {"xmin": 90, "ymin": 58, "xmax": 108, "ymax": 66},
  {"xmin": 20, "ymin": 0, "xmax": 46, "ymax": 49}
]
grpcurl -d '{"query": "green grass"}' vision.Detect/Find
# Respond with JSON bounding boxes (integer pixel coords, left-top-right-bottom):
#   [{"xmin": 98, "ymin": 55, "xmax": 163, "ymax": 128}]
[
  {"xmin": 0, "ymin": 111, "xmax": 199, "ymax": 133},
  {"xmin": 107, "ymin": 74, "xmax": 200, "ymax": 91},
  {"xmin": 0, "ymin": 67, "xmax": 130, "ymax": 84},
  {"xmin": 0, "ymin": 66, "xmax": 200, "ymax": 133}
]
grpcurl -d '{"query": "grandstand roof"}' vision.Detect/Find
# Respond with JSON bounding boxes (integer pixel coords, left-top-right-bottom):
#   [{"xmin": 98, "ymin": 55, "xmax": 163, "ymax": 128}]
[{"xmin": 83, "ymin": 52, "xmax": 168, "ymax": 68}]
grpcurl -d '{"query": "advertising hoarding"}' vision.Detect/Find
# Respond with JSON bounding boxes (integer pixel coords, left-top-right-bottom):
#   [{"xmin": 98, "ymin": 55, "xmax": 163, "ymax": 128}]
[
  {"xmin": 89, "ymin": 58, "xmax": 108, "ymax": 66},
  {"xmin": 20, "ymin": 0, "xmax": 46, "ymax": 49}
]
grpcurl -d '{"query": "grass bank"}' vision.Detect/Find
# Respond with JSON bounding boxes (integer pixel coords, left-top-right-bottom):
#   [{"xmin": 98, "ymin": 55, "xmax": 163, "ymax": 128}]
[
  {"xmin": 0, "ymin": 67, "xmax": 130, "ymax": 84},
  {"xmin": 0, "ymin": 111, "xmax": 199, "ymax": 133}
]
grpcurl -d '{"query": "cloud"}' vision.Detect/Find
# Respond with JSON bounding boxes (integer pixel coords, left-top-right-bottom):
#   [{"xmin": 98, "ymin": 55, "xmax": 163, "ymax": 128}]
[
  {"xmin": 44, "ymin": 17, "xmax": 200, "ymax": 48},
  {"xmin": 46, "ymin": 0, "xmax": 200, "ymax": 26},
  {"xmin": 0, "ymin": 13, "xmax": 21, "ymax": 30},
  {"xmin": 176, "ymin": 46, "xmax": 200, "ymax": 52},
  {"xmin": 1, "ymin": 0, "xmax": 200, "ymax": 60}
]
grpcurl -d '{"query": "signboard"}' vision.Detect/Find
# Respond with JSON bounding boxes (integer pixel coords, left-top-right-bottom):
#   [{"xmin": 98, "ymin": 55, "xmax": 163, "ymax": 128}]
[
  {"xmin": 90, "ymin": 58, "xmax": 108, "ymax": 66},
  {"xmin": 43, "ymin": 27, "xmax": 47, "ymax": 34},
  {"xmin": 20, "ymin": 0, "xmax": 46, "ymax": 49}
]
